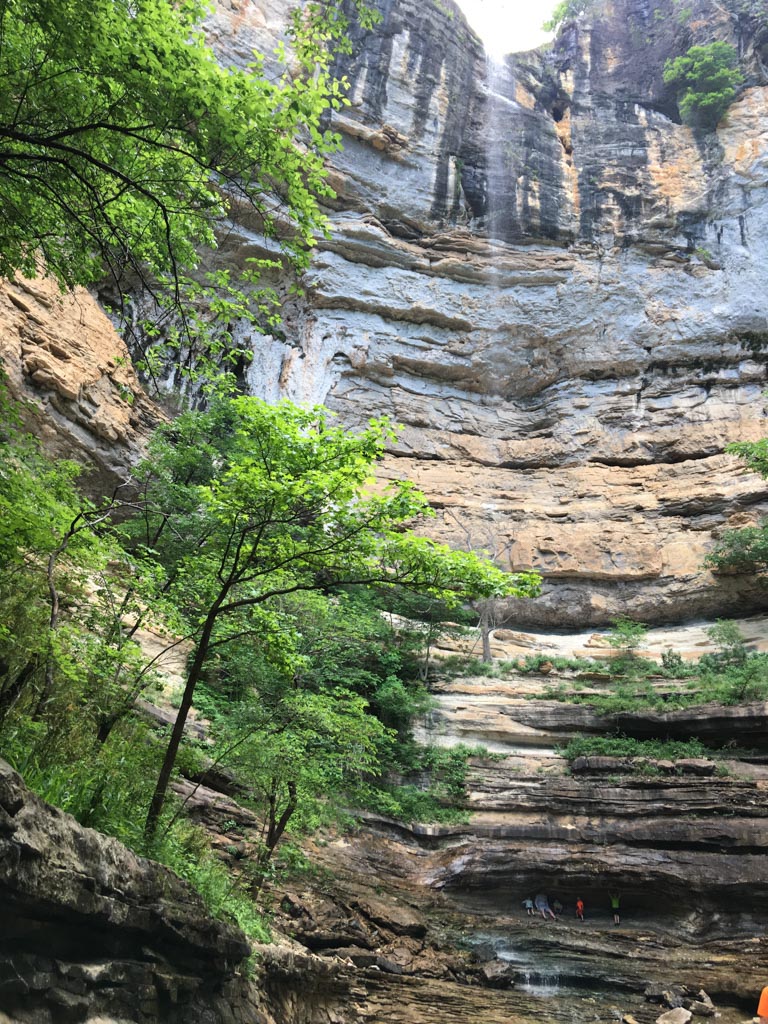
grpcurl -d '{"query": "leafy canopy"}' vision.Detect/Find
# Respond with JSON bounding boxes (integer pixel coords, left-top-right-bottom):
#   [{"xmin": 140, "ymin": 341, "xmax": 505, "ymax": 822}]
[
  {"xmin": 663, "ymin": 41, "xmax": 743, "ymax": 129},
  {"xmin": 0, "ymin": 0, "xmax": 370, "ymax": 303},
  {"xmin": 1, "ymin": 379, "xmax": 532, "ymax": 898},
  {"xmin": 542, "ymin": 0, "xmax": 593, "ymax": 33},
  {"xmin": 706, "ymin": 438, "xmax": 768, "ymax": 574},
  {"xmin": 131, "ymin": 397, "xmax": 541, "ymax": 839}
]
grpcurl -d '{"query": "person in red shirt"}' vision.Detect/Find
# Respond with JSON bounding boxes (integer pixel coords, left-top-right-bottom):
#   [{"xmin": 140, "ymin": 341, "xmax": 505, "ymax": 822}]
[{"xmin": 576, "ymin": 897, "xmax": 584, "ymax": 921}]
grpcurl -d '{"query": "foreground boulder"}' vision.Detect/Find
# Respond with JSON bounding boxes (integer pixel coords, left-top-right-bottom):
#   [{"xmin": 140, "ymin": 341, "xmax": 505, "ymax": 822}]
[{"xmin": 0, "ymin": 759, "xmax": 261, "ymax": 1023}]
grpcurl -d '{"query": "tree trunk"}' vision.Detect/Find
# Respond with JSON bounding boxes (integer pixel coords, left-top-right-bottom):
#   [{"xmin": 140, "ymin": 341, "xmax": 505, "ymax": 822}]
[
  {"xmin": 32, "ymin": 548, "xmax": 62, "ymax": 720},
  {"xmin": 480, "ymin": 602, "xmax": 492, "ymax": 663},
  {"xmin": 0, "ymin": 659, "xmax": 38, "ymax": 722},
  {"xmin": 266, "ymin": 778, "xmax": 297, "ymax": 855},
  {"xmin": 143, "ymin": 609, "xmax": 218, "ymax": 845}
]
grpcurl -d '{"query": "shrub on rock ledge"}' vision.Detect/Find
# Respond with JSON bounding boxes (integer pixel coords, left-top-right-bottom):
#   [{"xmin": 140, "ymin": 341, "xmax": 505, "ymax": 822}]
[{"xmin": 663, "ymin": 41, "xmax": 743, "ymax": 130}]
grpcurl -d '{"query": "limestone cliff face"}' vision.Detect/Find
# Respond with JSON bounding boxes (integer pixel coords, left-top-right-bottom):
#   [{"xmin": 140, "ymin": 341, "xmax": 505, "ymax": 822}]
[
  {"xmin": 1, "ymin": 0, "xmax": 766, "ymax": 627},
  {"xmin": 211, "ymin": 0, "xmax": 768, "ymax": 626}
]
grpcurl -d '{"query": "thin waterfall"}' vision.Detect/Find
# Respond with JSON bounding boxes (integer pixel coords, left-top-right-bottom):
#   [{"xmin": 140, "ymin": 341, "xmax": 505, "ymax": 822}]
[{"xmin": 482, "ymin": 53, "xmax": 520, "ymax": 246}]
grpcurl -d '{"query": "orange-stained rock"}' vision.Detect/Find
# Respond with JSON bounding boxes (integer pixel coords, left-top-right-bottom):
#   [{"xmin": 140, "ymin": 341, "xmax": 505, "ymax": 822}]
[{"xmin": 0, "ymin": 276, "xmax": 160, "ymax": 489}]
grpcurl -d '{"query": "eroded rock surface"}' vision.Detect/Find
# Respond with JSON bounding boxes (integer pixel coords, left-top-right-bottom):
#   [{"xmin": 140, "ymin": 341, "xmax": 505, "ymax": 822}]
[
  {"xmin": 0, "ymin": 277, "xmax": 159, "ymax": 490},
  {"xmin": 203, "ymin": 0, "xmax": 768, "ymax": 627},
  {"xmin": 0, "ymin": 759, "xmax": 261, "ymax": 1023}
]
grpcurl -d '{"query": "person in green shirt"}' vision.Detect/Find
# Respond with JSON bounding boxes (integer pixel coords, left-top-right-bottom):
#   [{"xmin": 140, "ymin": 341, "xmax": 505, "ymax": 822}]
[{"xmin": 610, "ymin": 892, "xmax": 621, "ymax": 925}]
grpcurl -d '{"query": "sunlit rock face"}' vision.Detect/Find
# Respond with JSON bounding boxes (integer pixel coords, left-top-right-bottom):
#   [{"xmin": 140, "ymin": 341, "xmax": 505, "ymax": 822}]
[
  {"xmin": 205, "ymin": 0, "xmax": 768, "ymax": 627},
  {"xmin": 0, "ymin": 277, "xmax": 160, "ymax": 491}
]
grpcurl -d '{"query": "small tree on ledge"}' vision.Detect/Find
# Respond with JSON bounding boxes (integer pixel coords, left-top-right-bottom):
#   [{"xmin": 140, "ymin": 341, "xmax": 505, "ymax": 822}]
[{"xmin": 663, "ymin": 41, "xmax": 744, "ymax": 131}]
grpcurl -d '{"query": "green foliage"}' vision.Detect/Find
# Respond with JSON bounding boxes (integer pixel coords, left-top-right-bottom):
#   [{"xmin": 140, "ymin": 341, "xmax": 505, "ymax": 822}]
[
  {"xmin": 0, "ymin": 377, "xmax": 537, "ymax": 909},
  {"xmin": 121, "ymin": 396, "xmax": 539, "ymax": 839},
  {"xmin": 438, "ymin": 651, "xmax": 605, "ymax": 679},
  {"xmin": 663, "ymin": 41, "xmax": 743, "ymax": 129},
  {"xmin": 431, "ymin": 0, "xmax": 455, "ymax": 19},
  {"xmin": 0, "ymin": 394, "xmax": 161, "ymax": 740},
  {"xmin": 659, "ymin": 648, "xmax": 696, "ymax": 677},
  {"xmin": 703, "ymin": 620, "xmax": 748, "ymax": 667},
  {"xmin": 542, "ymin": 0, "xmax": 593, "ymax": 32},
  {"xmin": 539, "ymin": 675, "xmax": 665, "ymax": 713},
  {"xmin": 707, "ymin": 521, "xmax": 768, "ymax": 573},
  {"xmin": 607, "ymin": 617, "xmax": 647, "ymax": 654},
  {"xmin": 698, "ymin": 655, "xmax": 768, "ymax": 704},
  {"xmin": 360, "ymin": 783, "xmax": 468, "ymax": 824},
  {"xmin": 159, "ymin": 820, "xmax": 271, "ymax": 941},
  {"xmin": 0, "ymin": 0, "xmax": 379, "ymax": 383},
  {"xmin": 356, "ymin": 743, "xmax": 484, "ymax": 823},
  {"xmin": 517, "ymin": 653, "xmax": 601, "ymax": 673},
  {"xmin": 3, "ymin": 708, "xmax": 271, "ymax": 939},
  {"xmin": 559, "ymin": 734, "xmax": 711, "ymax": 761},
  {"xmin": 606, "ymin": 617, "xmax": 651, "ymax": 681},
  {"xmin": 6, "ymin": 713, "xmax": 156, "ymax": 841},
  {"xmin": 0, "ymin": 0, "xmax": 288, "ymax": 283},
  {"xmin": 706, "ymin": 439, "xmax": 768, "ymax": 573}
]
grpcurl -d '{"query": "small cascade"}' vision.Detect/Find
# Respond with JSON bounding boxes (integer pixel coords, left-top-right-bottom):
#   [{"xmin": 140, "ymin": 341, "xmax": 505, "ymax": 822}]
[
  {"xmin": 517, "ymin": 967, "xmax": 563, "ymax": 997},
  {"xmin": 471, "ymin": 934, "xmax": 581, "ymax": 1000}
]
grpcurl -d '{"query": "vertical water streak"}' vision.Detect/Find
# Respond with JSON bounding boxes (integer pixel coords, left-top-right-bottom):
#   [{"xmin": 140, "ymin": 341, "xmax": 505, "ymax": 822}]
[{"xmin": 483, "ymin": 53, "xmax": 519, "ymax": 248}]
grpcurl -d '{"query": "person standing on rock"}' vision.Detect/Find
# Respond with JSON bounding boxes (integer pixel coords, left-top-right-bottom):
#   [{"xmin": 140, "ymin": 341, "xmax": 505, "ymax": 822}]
[
  {"xmin": 576, "ymin": 897, "xmax": 585, "ymax": 921},
  {"xmin": 610, "ymin": 892, "xmax": 621, "ymax": 925},
  {"xmin": 535, "ymin": 894, "xmax": 556, "ymax": 920},
  {"xmin": 522, "ymin": 897, "xmax": 535, "ymax": 916}
]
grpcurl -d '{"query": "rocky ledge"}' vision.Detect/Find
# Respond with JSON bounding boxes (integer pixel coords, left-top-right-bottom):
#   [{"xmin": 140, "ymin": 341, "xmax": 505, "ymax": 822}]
[
  {"xmin": 0, "ymin": 759, "xmax": 263, "ymax": 1023},
  {"xmin": 2, "ymin": 717, "xmax": 766, "ymax": 1024},
  {"xmin": 0, "ymin": 277, "xmax": 160, "ymax": 491}
]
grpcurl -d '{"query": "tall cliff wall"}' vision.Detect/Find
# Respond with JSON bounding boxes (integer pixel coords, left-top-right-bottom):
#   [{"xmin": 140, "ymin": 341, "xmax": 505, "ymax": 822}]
[
  {"xmin": 209, "ymin": 0, "xmax": 768, "ymax": 626},
  {"xmin": 2, "ymin": 0, "xmax": 767, "ymax": 627}
]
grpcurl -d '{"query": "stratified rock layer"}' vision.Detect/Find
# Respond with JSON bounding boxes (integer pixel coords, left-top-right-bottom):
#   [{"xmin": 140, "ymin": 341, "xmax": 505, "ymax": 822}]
[
  {"xmin": 210, "ymin": 0, "xmax": 768, "ymax": 627},
  {"xmin": 0, "ymin": 759, "xmax": 262, "ymax": 1023},
  {"xmin": 0, "ymin": 277, "xmax": 159, "ymax": 490},
  {"xmin": 1, "ymin": 0, "xmax": 766, "ymax": 626}
]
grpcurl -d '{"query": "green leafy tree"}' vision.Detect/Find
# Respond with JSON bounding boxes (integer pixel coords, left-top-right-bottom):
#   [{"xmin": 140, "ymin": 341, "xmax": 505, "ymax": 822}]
[
  {"xmin": 0, "ymin": 388, "xmax": 170, "ymax": 834},
  {"xmin": 201, "ymin": 669, "xmax": 388, "ymax": 878},
  {"xmin": 698, "ymin": 620, "xmax": 767, "ymax": 704},
  {"xmin": 663, "ymin": 41, "xmax": 743, "ymax": 129},
  {"xmin": 0, "ymin": 417, "xmax": 112, "ymax": 721},
  {"xmin": 706, "ymin": 438, "xmax": 768, "ymax": 574},
  {"xmin": 124, "ymin": 397, "xmax": 540, "ymax": 841},
  {"xmin": 607, "ymin": 617, "xmax": 647, "ymax": 654},
  {"xmin": 542, "ymin": 0, "xmax": 593, "ymax": 32},
  {"xmin": 606, "ymin": 616, "xmax": 648, "ymax": 680},
  {"xmin": 187, "ymin": 588, "xmax": 439, "ymax": 873},
  {"xmin": 0, "ymin": 0, "xmax": 375, "ymax": 376},
  {"xmin": 706, "ymin": 619, "xmax": 748, "ymax": 667},
  {"xmin": 0, "ymin": 370, "xmax": 186, "ymax": 757}
]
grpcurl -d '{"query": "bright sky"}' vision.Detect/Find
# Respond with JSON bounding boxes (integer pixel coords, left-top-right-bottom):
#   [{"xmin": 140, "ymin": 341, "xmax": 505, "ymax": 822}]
[{"xmin": 455, "ymin": 0, "xmax": 559, "ymax": 55}]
